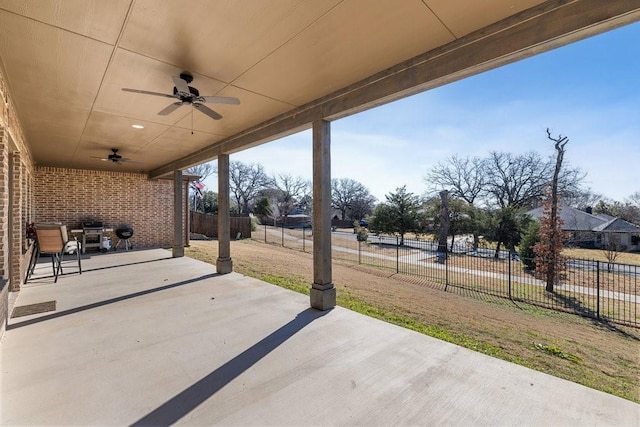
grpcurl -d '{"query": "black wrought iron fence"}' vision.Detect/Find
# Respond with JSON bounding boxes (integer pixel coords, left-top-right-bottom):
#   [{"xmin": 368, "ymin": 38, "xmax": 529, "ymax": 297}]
[{"xmin": 253, "ymin": 226, "xmax": 639, "ymax": 327}]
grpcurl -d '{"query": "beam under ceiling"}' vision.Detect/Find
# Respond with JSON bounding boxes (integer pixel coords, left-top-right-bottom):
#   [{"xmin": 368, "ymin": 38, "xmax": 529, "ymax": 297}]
[{"xmin": 149, "ymin": 0, "xmax": 640, "ymax": 179}]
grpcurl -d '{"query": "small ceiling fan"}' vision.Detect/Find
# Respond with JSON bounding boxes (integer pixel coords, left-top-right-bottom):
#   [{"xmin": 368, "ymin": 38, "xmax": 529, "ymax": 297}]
[
  {"xmin": 122, "ymin": 71, "xmax": 240, "ymax": 120},
  {"xmin": 91, "ymin": 148, "xmax": 139, "ymax": 165}
]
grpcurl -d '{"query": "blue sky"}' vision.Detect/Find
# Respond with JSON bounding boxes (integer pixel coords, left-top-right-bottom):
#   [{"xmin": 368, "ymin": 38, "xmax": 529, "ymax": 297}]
[{"xmin": 205, "ymin": 21, "xmax": 640, "ymax": 204}]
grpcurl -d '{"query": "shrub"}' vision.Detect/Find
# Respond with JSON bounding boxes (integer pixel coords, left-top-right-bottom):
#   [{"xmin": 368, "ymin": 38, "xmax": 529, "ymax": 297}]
[
  {"xmin": 355, "ymin": 226, "xmax": 369, "ymax": 242},
  {"xmin": 519, "ymin": 220, "xmax": 540, "ymax": 269}
]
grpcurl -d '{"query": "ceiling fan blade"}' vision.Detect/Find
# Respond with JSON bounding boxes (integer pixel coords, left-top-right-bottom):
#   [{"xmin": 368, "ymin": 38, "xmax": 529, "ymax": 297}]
[
  {"xmin": 194, "ymin": 103, "xmax": 222, "ymax": 120},
  {"xmin": 172, "ymin": 76, "xmax": 190, "ymax": 95},
  {"xmin": 119, "ymin": 157, "xmax": 143, "ymax": 164},
  {"xmin": 200, "ymin": 96, "xmax": 240, "ymax": 105},
  {"xmin": 158, "ymin": 102, "xmax": 184, "ymax": 116},
  {"xmin": 122, "ymin": 88, "xmax": 175, "ymax": 98}
]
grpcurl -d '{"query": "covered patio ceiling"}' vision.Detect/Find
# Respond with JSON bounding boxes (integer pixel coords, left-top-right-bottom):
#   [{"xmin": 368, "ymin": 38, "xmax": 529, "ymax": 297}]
[{"xmin": 0, "ymin": 1, "xmax": 638, "ymax": 178}]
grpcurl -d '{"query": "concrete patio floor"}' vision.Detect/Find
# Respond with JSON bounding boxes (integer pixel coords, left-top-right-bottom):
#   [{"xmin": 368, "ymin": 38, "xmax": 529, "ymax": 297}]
[{"xmin": 2, "ymin": 249, "xmax": 638, "ymax": 426}]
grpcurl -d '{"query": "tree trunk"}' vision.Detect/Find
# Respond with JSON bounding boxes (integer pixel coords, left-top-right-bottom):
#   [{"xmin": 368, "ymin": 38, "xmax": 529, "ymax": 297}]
[
  {"xmin": 437, "ymin": 190, "xmax": 450, "ymax": 262},
  {"xmin": 546, "ymin": 129, "xmax": 567, "ymax": 292}
]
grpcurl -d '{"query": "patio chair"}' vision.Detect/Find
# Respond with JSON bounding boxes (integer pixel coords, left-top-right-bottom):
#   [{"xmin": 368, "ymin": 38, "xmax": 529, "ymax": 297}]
[{"xmin": 31, "ymin": 224, "xmax": 82, "ymax": 283}]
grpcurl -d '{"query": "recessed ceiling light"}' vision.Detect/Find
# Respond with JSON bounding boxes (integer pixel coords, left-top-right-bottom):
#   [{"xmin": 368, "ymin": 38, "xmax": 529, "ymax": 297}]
[{"xmin": 132, "ymin": 124, "xmax": 144, "ymax": 129}]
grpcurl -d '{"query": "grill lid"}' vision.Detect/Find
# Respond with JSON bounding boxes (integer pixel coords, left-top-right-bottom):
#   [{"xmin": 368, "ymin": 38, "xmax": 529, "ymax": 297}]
[
  {"xmin": 83, "ymin": 221, "xmax": 103, "ymax": 229},
  {"xmin": 116, "ymin": 227, "xmax": 133, "ymax": 239}
]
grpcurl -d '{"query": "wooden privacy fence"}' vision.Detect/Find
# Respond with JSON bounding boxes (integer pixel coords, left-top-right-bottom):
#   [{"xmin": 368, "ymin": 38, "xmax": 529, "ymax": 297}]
[{"xmin": 190, "ymin": 211, "xmax": 251, "ymax": 239}]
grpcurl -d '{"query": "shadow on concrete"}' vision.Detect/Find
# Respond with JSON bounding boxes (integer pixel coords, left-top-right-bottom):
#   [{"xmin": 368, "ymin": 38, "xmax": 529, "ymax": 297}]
[
  {"xmin": 8, "ymin": 273, "xmax": 219, "ymax": 330},
  {"xmin": 79, "ymin": 254, "xmax": 173, "ymax": 273},
  {"xmin": 131, "ymin": 308, "xmax": 331, "ymax": 426},
  {"xmin": 26, "ymin": 255, "xmax": 173, "ymax": 284}
]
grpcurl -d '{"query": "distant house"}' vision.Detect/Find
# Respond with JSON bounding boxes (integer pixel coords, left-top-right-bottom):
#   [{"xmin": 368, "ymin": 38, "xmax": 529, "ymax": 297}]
[
  {"xmin": 526, "ymin": 205, "xmax": 640, "ymax": 251},
  {"xmin": 278, "ymin": 208, "xmax": 312, "ymax": 228}
]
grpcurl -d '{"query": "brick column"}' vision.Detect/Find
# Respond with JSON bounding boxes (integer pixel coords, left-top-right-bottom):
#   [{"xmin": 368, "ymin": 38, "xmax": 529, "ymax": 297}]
[
  {"xmin": 0, "ymin": 128, "xmax": 8, "ymax": 335},
  {"xmin": 216, "ymin": 154, "xmax": 232, "ymax": 274},
  {"xmin": 9, "ymin": 151, "xmax": 22, "ymax": 291},
  {"xmin": 311, "ymin": 119, "xmax": 335, "ymax": 310},
  {"xmin": 0, "ymin": 128, "xmax": 8, "ymax": 283}
]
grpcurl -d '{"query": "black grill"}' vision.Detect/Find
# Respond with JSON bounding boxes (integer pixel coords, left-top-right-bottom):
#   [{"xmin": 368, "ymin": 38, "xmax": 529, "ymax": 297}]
[
  {"xmin": 116, "ymin": 227, "xmax": 133, "ymax": 239},
  {"xmin": 83, "ymin": 221, "xmax": 103, "ymax": 230},
  {"xmin": 114, "ymin": 226, "xmax": 134, "ymax": 251}
]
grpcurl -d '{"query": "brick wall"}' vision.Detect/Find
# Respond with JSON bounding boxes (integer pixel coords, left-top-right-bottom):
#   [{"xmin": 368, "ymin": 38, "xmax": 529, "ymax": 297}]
[
  {"xmin": 1, "ymin": 66, "xmax": 33, "ymax": 338},
  {"xmin": 34, "ymin": 167, "xmax": 184, "ymax": 249},
  {"xmin": 0, "ymin": 129, "xmax": 7, "ymax": 283},
  {"xmin": 0, "ymin": 128, "xmax": 8, "ymax": 337}
]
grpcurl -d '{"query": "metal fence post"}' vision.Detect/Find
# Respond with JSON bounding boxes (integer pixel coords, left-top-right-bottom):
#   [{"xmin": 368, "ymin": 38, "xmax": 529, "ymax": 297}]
[
  {"xmin": 264, "ymin": 223, "xmax": 267, "ymax": 243},
  {"xmin": 281, "ymin": 225, "xmax": 284, "ymax": 247},
  {"xmin": 596, "ymin": 260, "xmax": 600, "ymax": 320},
  {"xmin": 396, "ymin": 235, "xmax": 399, "ymax": 273},
  {"xmin": 444, "ymin": 249, "xmax": 449, "ymax": 291},
  {"xmin": 358, "ymin": 239, "xmax": 361, "ymax": 264},
  {"xmin": 508, "ymin": 253, "xmax": 512, "ymax": 299},
  {"xmin": 302, "ymin": 226, "xmax": 305, "ymax": 252}
]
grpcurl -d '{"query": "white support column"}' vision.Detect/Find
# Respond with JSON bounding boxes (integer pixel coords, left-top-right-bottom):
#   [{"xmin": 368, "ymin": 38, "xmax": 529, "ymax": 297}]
[
  {"xmin": 172, "ymin": 170, "xmax": 184, "ymax": 258},
  {"xmin": 216, "ymin": 154, "xmax": 233, "ymax": 274},
  {"xmin": 311, "ymin": 119, "xmax": 336, "ymax": 310}
]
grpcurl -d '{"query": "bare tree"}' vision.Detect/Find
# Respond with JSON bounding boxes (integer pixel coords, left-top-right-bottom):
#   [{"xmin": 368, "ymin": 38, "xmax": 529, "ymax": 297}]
[
  {"xmin": 425, "ymin": 154, "xmax": 486, "ymax": 249},
  {"xmin": 331, "ymin": 178, "xmax": 376, "ymax": 221},
  {"xmin": 349, "ymin": 194, "xmax": 377, "ymax": 222},
  {"xmin": 594, "ymin": 198, "xmax": 640, "ymax": 225},
  {"xmin": 273, "ymin": 174, "xmax": 310, "ymax": 222},
  {"xmin": 229, "ymin": 161, "xmax": 271, "ymax": 215},
  {"xmin": 603, "ymin": 238, "xmax": 621, "ymax": 273},
  {"xmin": 564, "ymin": 188, "xmax": 602, "ymax": 211},
  {"xmin": 186, "ymin": 162, "xmax": 217, "ymax": 181},
  {"xmin": 483, "ymin": 150, "xmax": 584, "ymax": 210},
  {"xmin": 628, "ymin": 191, "xmax": 640, "ymax": 207},
  {"xmin": 484, "ymin": 151, "xmax": 551, "ymax": 209},
  {"xmin": 186, "ymin": 162, "xmax": 217, "ymax": 212},
  {"xmin": 618, "ymin": 194, "xmax": 640, "ymax": 225},
  {"xmin": 425, "ymin": 155, "xmax": 486, "ymax": 204}
]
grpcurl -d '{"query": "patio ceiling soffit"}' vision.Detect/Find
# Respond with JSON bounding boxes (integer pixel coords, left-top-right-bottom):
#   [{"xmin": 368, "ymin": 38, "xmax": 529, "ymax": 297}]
[{"xmin": 149, "ymin": 0, "xmax": 640, "ymax": 179}]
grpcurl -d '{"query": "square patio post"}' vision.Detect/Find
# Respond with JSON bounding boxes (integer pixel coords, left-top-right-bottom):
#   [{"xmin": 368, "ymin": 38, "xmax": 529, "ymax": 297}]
[
  {"xmin": 311, "ymin": 119, "xmax": 336, "ymax": 310},
  {"xmin": 217, "ymin": 153, "xmax": 233, "ymax": 274},
  {"xmin": 172, "ymin": 170, "xmax": 184, "ymax": 257}
]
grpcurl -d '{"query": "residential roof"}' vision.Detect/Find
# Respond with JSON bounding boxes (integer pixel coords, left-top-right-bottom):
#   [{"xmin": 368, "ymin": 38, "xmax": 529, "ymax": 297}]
[
  {"xmin": 592, "ymin": 217, "xmax": 640, "ymax": 233},
  {"xmin": 527, "ymin": 205, "xmax": 607, "ymax": 232},
  {"xmin": 596, "ymin": 213, "xmax": 617, "ymax": 221},
  {"xmin": 527, "ymin": 205, "xmax": 640, "ymax": 233}
]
